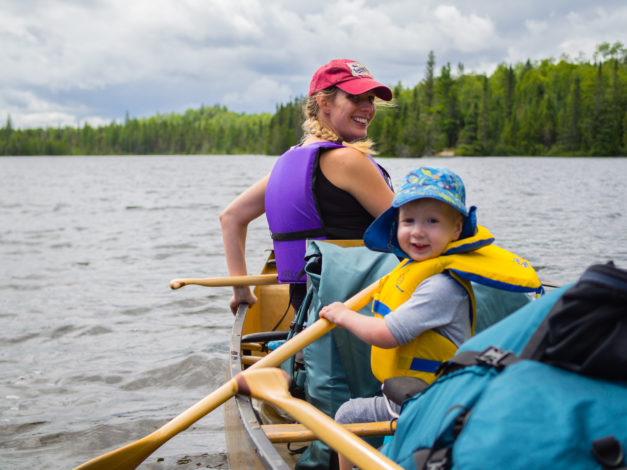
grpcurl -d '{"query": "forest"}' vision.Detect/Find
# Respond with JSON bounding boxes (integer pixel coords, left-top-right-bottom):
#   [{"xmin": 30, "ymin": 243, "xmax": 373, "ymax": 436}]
[{"xmin": 1, "ymin": 43, "xmax": 625, "ymax": 157}]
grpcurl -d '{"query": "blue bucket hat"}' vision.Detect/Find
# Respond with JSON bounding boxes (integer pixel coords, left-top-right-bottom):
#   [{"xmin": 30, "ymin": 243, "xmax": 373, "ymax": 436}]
[{"xmin": 364, "ymin": 167, "xmax": 477, "ymax": 258}]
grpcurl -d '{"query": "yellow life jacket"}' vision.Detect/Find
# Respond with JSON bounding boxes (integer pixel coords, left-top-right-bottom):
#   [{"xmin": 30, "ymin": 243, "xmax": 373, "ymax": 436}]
[{"xmin": 370, "ymin": 225, "xmax": 542, "ymax": 384}]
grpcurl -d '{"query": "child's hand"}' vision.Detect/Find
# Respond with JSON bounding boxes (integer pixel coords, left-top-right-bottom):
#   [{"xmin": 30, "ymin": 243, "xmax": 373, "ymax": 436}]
[{"xmin": 319, "ymin": 302, "xmax": 352, "ymax": 327}]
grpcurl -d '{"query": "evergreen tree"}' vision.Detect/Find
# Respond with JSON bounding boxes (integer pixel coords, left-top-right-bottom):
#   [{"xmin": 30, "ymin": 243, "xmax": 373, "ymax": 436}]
[
  {"xmin": 610, "ymin": 60, "xmax": 624, "ymax": 152},
  {"xmin": 559, "ymin": 74, "xmax": 582, "ymax": 151},
  {"xmin": 478, "ymin": 75, "xmax": 491, "ymax": 153},
  {"xmin": 504, "ymin": 66, "xmax": 516, "ymax": 120},
  {"xmin": 590, "ymin": 63, "xmax": 616, "ymax": 155},
  {"xmin": 422, "ymin": 50, "xmax": 437, "ymax": 155},
  {"xmin": 435, "ymin": 63, "xmax": 460, "ymax": 148},
  {"xmin": 425, "ymin": 51, "xmax": 435, "ymax": 108}
]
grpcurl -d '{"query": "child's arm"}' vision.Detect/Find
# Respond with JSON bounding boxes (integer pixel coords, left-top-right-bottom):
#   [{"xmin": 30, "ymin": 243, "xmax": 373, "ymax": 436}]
[{"xmin": 319, "ymin": 302, "xmax": 399, "ymax": 348}]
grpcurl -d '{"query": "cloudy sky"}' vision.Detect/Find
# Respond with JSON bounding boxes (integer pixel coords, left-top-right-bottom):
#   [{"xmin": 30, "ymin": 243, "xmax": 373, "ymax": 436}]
[{"xmin": 2, "ymin": 0, "xmax": 626, "ymax": 129}]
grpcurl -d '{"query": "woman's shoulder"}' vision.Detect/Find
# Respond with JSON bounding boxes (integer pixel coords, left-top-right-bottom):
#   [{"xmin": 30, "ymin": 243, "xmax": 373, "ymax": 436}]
[{"xmin": 320, "ymin": 145, "xmax": 375, "ymax": 171}]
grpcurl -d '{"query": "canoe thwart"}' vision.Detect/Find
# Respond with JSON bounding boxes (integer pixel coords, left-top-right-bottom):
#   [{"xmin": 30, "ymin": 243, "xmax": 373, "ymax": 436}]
[{"xmin": 262, "ymin": 420, "xmax": 397, "ymax": 443}]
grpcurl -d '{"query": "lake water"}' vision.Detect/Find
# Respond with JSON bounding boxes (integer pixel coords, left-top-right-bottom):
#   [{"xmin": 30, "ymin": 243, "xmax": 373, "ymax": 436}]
[{"xmin": 1, "ymin": 155, "xmax": 626, "ymax": 469}]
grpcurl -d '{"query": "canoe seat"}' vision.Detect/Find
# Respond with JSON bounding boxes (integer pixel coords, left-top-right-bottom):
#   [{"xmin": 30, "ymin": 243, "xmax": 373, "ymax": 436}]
[{"xmin": 242, "ymin": 330, "xmax": 289, "ymax": 343}]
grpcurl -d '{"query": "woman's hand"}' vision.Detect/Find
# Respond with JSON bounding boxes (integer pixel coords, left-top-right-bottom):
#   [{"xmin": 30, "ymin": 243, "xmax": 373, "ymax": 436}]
[{"xmin": 229, "ymin": 286, "xmax": 258, "ymax": 315}]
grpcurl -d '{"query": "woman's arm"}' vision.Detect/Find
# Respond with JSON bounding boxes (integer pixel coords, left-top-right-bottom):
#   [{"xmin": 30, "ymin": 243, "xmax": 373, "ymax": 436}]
[
  {"xmin": 319, "ymin": 302, "xmax": 399, "ymax": 348},
  {"xmin": 319, "ymin": 147, "xmax": 394, "ymax": 217},
  {"xmin": 219, "ymin": 174, "xmax": 269, "ymax": 314}
]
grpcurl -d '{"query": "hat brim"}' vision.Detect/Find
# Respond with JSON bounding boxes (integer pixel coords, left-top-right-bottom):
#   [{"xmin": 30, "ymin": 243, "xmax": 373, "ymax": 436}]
[
  {"xmin": 336, "ymin": 78, "xmax": 393, "ymax": 101},
  {"xmin": 363, "ymin": 206, "xmax": 407, "ymax": 258}
]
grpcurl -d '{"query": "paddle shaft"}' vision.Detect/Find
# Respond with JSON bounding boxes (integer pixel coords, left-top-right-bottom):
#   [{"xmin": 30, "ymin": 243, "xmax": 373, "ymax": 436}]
[
  {"xmin": 75, "ymin": 279, "xmax": 379, "ymax": 470},
  {"xmin": 169, "ymin": 273, "xmax": 278, "ymax": 289}
]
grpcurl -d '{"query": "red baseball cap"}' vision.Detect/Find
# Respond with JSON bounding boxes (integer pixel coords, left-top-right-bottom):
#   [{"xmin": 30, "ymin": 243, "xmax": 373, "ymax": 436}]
[{"xmin": 308, "ymin": 59, "xmax": 392, "ymax": 101}]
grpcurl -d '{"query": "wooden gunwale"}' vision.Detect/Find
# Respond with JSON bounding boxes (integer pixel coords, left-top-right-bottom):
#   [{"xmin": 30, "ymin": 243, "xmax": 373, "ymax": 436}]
[{"xmin": 224, "ymin": 251, "xmax": 299, "ymax": 469}]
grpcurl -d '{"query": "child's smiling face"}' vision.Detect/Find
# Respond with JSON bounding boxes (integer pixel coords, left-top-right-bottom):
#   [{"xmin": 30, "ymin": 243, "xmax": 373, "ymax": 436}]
[{"xmin": 397, "ymin": 198, "xmax": 463, "ymax": 261}]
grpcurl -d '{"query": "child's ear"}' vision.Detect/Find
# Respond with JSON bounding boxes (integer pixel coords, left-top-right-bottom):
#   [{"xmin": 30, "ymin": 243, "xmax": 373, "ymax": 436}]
[{"xmin": 453, "ymin": 217, "xmax": 463, "ymax": 241}]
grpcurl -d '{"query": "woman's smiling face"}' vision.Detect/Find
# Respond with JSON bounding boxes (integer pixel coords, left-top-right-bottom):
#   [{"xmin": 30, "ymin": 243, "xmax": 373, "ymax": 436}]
[{"xmin": 320, "ymin": 90, "xmax": 376, "ymax": 142}]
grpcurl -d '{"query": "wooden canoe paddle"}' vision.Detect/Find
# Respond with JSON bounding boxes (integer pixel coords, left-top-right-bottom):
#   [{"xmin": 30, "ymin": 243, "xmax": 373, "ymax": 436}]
[
  {"xmin": 169, "ymin": 274, "xmax": 560, "ymax": 291},
  {"xmin": 75, "ymin": 280, "xmax": 378, "ymax": 470},
  {"xmin": 169, "ymin": 273, "xmax": 278, "ymax": 289},
  {"xmin": 235, "ymin": 367, "xmax": 402, "ymax": 470}
]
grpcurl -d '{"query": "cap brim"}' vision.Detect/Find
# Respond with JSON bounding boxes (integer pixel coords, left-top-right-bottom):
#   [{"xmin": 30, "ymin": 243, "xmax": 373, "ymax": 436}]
[{"xmin": 336, "ymin": 79, "xmax": 393, "ymax": 101}]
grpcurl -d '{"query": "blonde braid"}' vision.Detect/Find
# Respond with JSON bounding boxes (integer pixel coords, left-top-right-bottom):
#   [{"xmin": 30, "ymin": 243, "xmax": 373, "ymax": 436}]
[{"xmin": 301, "ymin": 90, "xmax": 378, "ymax": 155}]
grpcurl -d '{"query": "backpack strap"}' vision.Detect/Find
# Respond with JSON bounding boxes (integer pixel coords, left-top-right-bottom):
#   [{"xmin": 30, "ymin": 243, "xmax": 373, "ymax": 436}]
[
  {"xmin": 413, "ymin": 409, "xmax": 470, "ymax": 470},
  {"xmin": 436, "ymin": 346, "xmax": 521, "ymax": 377}
]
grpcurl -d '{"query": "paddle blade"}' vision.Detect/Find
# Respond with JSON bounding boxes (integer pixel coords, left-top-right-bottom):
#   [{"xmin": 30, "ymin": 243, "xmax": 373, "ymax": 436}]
[
  {"xmin": 75, "ymin": 380, "xmax": 238, "ymax": 470},
  {"xmin": 74, "ymin": 436, "xmax": 162, "ymax": 470}
]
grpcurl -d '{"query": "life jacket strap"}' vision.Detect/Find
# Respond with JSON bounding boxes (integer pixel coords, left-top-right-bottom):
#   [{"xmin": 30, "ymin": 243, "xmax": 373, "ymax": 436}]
[
  {"xmin": 410, "ymin": 357, "xmax": 442, "ymax": 374},
  {"xmin": 271, "ymin": 226, "xmax": 365, "ymax": 241},
  {"xmin": 373, "ymin": 300, "xmax": 391, "ymax": 316},
  {"xmin": 271, "ymin": 228, "xmax": 327, "ymax": 241}
]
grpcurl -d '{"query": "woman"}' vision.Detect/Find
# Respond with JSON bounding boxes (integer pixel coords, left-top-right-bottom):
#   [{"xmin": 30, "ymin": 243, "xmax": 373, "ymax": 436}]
[{"xmin": 220, "ymin": 59, "xmax": 395, "ymax": 314}]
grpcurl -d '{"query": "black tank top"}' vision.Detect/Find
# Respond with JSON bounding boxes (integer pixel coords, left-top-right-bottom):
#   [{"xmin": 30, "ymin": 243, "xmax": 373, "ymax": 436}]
[{"xmin": 313, "ymin": 161, "xmax": 376, "ymax": 239}]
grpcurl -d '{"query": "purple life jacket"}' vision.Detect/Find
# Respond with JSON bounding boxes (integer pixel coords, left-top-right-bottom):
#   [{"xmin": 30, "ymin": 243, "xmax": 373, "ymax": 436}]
[{"xmin": 265, "ymin": 141, "xmax": 391, "ymax": 283}]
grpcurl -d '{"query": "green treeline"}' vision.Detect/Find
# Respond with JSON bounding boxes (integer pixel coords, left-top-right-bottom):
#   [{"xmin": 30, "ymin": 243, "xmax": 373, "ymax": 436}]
[
  {"xmin": 2, "ymin": 43, "xmax": 626, "ymax": 157},
  {"xmin": 0, "ymin": 106, "xmax": 272, "ymax": 156}
]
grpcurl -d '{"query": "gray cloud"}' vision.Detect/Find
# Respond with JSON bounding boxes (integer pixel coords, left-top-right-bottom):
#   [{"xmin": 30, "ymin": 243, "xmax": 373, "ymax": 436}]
[{"xmin": 1, "ymin": 0, "xmax": 625, "ymax": 128}]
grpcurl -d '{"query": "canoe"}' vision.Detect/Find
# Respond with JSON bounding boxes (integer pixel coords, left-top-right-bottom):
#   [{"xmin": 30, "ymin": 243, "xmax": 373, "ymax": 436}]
[{"xmin": 223, "ymin": 245, "xmax": 397, "ymax": 469}]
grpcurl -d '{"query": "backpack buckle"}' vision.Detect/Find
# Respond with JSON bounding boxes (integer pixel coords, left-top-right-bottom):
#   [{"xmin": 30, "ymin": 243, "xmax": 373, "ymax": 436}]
[
  {"xmin": 425, "ymin": 448, "xmax": 451, "ymax": 470},
  {"xmin": 476, "ymin": 346, "xmax": 515, "ymax": 370}
]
